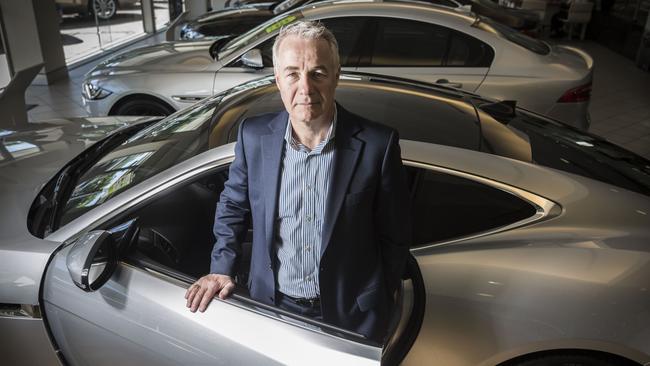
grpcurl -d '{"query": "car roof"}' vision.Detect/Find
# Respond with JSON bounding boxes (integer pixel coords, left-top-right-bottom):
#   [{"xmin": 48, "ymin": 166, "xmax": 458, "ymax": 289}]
[{"xmin": 298, "ymin": 0, "xmax": 477, "ymax": 26}]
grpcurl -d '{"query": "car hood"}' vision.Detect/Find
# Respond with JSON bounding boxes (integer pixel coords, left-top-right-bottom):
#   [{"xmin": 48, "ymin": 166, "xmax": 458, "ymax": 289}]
[
  {"xmin": 0, "ymin": 116, "xmax": 156, "ymax": 305},
  {"xmin": 87, "ymin": 40, "xmax": 217, "ymax": 75}
]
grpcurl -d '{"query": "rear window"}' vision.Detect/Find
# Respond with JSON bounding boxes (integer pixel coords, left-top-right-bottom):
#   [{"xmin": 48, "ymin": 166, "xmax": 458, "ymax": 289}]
[
  {"xmin": 477, "ymin": 16, "xmax": 550, "ymax": 55},
  {"xmin": 476, "ymin": 100, "xmax": 650, "ymax": 196}
]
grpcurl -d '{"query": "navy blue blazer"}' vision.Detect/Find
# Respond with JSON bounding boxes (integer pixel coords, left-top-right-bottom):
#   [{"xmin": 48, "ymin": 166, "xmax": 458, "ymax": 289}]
[{"xmin": 210, "ymin": 105, "xmax": 412, "ymax": 342}]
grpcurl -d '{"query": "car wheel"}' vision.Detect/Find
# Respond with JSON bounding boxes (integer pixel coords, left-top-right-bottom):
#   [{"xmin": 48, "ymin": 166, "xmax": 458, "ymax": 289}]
[
  {"xmin": 110, "ymin": 97, "xmax": 175, "ymax": 116},
  {"xmin": 514, "ymin": 354, "xmax": 627, "ymax": 366},
  {"xmin": 92, "ymin": 0, "xmax": 117, "ymax": 20}
]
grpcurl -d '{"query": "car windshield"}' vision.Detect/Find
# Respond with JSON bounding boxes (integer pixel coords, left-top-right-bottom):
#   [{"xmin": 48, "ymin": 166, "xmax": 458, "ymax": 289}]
[
  {"xmin": 54, "ymin": 97, "xmax": 224, "ymax": 228},
  {"xmin": 476, "ymin": 100, "xmax": 650, "ymax": 196},
  {"xmin": 476, "ymin": 16, "xmax": 550, "ymax": 55},
  {"xmin": 218, "ymin": 11, "xmax": 304, "ymax": 59}
]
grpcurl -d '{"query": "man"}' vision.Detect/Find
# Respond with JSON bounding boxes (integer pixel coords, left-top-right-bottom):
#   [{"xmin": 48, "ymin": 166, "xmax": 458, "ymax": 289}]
[{"xmin": 185, "ymin": 20, "xmax": 411, "ymax": 343}]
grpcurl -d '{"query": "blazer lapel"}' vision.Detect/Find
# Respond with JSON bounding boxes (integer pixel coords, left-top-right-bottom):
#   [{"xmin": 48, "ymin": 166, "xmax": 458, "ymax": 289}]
[
  {"xmin": 320, "ymin": 106, "xmax": 363, "ymax": 257},
  {"xmin": 261, "ymin": 111, "xmax": 288, "ymax": 259}
]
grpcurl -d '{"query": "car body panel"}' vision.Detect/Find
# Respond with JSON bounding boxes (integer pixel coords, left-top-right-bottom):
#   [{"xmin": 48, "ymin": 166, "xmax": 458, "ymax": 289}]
[
  {"xmin": 43, "ymin": 249, "xmax": 381, "ymax": 366},
  {"xmin": 42, "ymin": 140, "xmax": 650, "ymax": 365}
]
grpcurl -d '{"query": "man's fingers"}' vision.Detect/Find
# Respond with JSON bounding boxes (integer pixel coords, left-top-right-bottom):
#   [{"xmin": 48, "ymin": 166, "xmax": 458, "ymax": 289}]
[
  {"xmin": 190, "ymin": 286, "xmax": 207, "ymax": 312},
  {"xmin": 185, "ymin": 284, "xmax": 198, "ymax": 303},
  {"xmin": 198, "ymin": 286, "xmax": 219, "ymax": 312},
  {"xmin": 219, "ymin": 281, "xmax": 235, "ymax": 300}
]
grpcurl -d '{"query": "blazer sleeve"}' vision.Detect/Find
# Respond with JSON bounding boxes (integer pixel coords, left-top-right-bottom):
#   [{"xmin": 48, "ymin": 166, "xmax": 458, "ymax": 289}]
[
  {"xmin": 376, "ymin": 130, "xmax": 412, "ymax": 295},
  {"xmin": 210, "ymin": 119, "xmax": 252, "ymax": 276}
]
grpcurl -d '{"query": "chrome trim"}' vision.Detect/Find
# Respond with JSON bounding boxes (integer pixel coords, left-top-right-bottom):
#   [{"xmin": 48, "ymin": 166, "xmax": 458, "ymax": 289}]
[
  {"xmin": 172, "ymin": 95, "xmax": 208, "ymax": 102},
  {"xmin": 0, "ymin": 304, "xmax": 42, "ymax": 319},
  {"xmin": 404, "ymin": 160, "xmax": 561, "ymax": 252},
  {"xmin": 121, "ymin": 262, "xmax": 373, "ymax": 343}
]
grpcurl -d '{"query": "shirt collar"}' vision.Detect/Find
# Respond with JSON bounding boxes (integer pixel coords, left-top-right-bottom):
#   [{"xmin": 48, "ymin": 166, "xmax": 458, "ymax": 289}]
[{"xmin": 284, "ymin": 105, "xmax": 337, "ymax": 154}]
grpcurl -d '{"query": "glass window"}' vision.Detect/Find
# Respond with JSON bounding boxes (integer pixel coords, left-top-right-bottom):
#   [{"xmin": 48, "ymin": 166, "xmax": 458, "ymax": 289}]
[
  {"xmin": 370, "ymin": 18, "xmax": 449, "ymax": 67},
  {"xmin": 253, "ymin": 17, "xmax": 367, "ymax": 68},
  {"xmin": 319, "ymin": 17, "xmax": 367, "ymax": 67},
  {"xmin": 57, "ymin": 98, "xmax": 220, "ymax": 227},
  {"xmin": 446, "ymin": 31, "xmax": 494, "ymax": 67},
  {"xmin": 476, "ymin": 101, "xmax": 650, "ymax": 196},
  {"xmin": 115, "ymin": 168, "xmax": 230, "ymax": 278},
  {"xmin": 408, "ymin": 167, "xmax": 537, "ymax": 246}
]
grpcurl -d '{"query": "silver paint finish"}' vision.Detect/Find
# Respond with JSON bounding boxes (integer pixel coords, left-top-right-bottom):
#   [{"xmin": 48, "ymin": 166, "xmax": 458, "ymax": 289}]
[
  {"xmin": 82, "ymin": 1, "xmax": 592, "ymax": 128},
  {"xmin": 43, "ymin": 249, "xmax": 381, "ymax": 365},
  {"xmin": 45, "ymin": 141, "xmax": 650, "ymax": 365}
]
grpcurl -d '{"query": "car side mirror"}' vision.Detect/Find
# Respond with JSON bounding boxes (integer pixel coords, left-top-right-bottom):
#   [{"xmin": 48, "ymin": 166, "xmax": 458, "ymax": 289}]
[
  {"xmin": 241, "ymin": 49, "xmax": 264, "ymax": 69},
  {"xmin": 66, "ymin": 230, "xmax": 117, "ymax": 292}
]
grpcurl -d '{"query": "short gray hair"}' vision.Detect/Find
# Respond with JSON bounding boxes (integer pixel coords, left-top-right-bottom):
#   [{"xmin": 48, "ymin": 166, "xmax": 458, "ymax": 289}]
[{"xmin": 272, "ymin": 20, "xmax": 340, "ymax": 70}]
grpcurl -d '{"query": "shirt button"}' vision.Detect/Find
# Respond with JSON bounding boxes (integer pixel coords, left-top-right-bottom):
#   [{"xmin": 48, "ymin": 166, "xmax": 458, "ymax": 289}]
[
  {"xmin": 306, "ymin": 215, "xmax": 312, "ymax": 222},
  {"xmin": 305, "ymin": 246, "xmax": 311, "ymax": 251}
]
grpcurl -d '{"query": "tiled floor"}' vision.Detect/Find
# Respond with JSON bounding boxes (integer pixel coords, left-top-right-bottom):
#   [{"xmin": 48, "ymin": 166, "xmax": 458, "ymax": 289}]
[{"xmin": 25, "ymin": 36, "xmax": 650, "ymax": 159}]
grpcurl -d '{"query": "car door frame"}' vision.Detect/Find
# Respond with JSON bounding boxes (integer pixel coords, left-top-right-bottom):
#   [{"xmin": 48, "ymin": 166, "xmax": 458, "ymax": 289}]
[
  {"xmin": 42, "ymin": 145, "xmax": 383, "ymax": 366},
  {"xmin": 355, "ymin": 15, "xmax": 494, "ymax": 93}
]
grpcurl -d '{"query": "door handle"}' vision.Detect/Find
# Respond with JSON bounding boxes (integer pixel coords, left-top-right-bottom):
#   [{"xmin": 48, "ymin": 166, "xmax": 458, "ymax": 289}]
[{"xmin": 435, "ymin": 79, "xmax": 463, "ymax": 89}]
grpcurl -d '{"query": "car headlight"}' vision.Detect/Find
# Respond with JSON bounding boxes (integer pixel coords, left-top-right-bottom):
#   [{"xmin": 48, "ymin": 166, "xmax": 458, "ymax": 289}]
[{"xmin": 82, "ymin": 81, "xmax": 112, "ymax": 100}]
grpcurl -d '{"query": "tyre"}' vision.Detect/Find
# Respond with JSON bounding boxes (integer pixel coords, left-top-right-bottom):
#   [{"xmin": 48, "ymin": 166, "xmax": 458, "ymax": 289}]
[
  {"xmin": 110, "ymin": 97, "xmax": 175, "ymax": 116},
  {"xmin": 515, "ymin": 354, "xmax": 628, "ymax": 366},
  {"xmin": 92, "ymin": 0, "xmax": 117, "ymax": 20}
]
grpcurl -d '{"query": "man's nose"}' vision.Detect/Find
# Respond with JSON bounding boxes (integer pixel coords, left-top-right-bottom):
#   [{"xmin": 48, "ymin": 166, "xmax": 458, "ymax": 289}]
[{"xmin": 298, "ymin": 74, "xmax": 315, "ymax": 94}]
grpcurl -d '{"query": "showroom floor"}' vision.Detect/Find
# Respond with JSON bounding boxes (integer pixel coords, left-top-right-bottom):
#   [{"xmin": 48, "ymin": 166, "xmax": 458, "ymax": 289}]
[{"xmin": 25, "ymin": 36, "xmax": 650, "ymax": 160}]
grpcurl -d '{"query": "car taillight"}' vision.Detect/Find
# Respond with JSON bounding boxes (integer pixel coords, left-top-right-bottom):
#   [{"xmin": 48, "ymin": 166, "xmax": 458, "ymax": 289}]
[{"xmin": 557, "ymin": 83, "xmax": 592, "ymax": 103}]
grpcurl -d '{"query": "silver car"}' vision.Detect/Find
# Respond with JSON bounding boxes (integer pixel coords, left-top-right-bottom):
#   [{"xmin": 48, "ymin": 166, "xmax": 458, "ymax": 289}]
[
  {"xmin": 3, "ymin": 74, "xmax": 650, "ymax": 366},
  {"xmin": 82, "ymin": 0, "xmax": 593, "ymax": 129}
]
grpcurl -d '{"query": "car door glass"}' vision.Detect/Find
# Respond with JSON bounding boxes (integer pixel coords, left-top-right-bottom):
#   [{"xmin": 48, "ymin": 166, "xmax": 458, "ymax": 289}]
[
  {"xmin": 408, "ymin": 166, "xmax": 537, "ymax": 246},
  {"xmin": 446, "ymin": 31, "xmax": 494, "ymax": 67},
  {"xmin": 370, "ymin": 18, "xmax": 449, "ymax": 67},
  {"xmin": 318, "ymin": 17, "xmax": 367, "ymax": 67},
  {"xmin": 241, "ymin": 17, "xmax": 368, "ymax": 68}
]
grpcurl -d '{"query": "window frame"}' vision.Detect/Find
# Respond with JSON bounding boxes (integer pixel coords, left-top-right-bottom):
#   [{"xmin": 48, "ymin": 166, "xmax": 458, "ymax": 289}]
[
  {"xmin": 404, "ymin": 160, "xmax": 559, "ymax": 251},
  {"xmin": 359, "ymin": 16, "xmax": 495, "ymax": 68}
]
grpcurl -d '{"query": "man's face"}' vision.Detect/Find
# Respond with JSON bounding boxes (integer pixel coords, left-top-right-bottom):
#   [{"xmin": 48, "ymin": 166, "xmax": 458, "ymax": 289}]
[{"xmin": 274, "ymin": 35, "xmax": 340, "ymax": 124}]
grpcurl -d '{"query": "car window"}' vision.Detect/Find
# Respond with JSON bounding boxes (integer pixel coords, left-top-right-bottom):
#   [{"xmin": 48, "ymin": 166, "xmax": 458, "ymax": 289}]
[
  {"xmin": 56, "ymin": 99, "xmax": 221, "ymax": 228},
  {"xmin": 370, "ymin": 18, "xmax": 449, "ymax": 67},
  {"xmin": 407, "ymin": 166, "xmax": 537, "ymax": 246},
  {"xmin": 249, "ymin": 16, "xmax": 367, "ymax": 68},
  {"xmin": 476, "ymin": 102, "xmax": 650, "ymax": 196},
  {"xmin": 446, "ymin": 30, "xmax": 494, "ymax": 67}
]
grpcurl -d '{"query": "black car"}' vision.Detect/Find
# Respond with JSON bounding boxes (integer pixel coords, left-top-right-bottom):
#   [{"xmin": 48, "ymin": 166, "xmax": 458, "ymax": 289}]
[{"xmin": 180, "ymin": 0, "xmax": 315, "ymax": 40}]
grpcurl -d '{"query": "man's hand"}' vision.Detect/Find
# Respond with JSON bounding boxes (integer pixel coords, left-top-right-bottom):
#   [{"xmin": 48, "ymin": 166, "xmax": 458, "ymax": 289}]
[{"xmin": 185, "ymin": 274, "xmax": 235, "ymax": 313}]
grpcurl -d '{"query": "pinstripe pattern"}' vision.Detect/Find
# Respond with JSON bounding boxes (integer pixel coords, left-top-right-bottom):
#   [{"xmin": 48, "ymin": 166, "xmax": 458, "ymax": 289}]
[{"xmin": 275, "ymin": 112, "xmax": 337, "ymax": 299}]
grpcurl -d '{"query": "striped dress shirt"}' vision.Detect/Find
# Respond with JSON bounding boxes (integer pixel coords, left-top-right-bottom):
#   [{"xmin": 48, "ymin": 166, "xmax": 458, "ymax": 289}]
[{"xmin": 275, "ymin": 112, "xmax": 337, "ymax": 299}]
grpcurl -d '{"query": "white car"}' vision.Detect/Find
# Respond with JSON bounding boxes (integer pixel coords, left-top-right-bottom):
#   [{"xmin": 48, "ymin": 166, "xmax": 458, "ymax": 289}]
[{"xmin": 82, "ymin": 0, "xmax": 594, "ymax": 129}]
